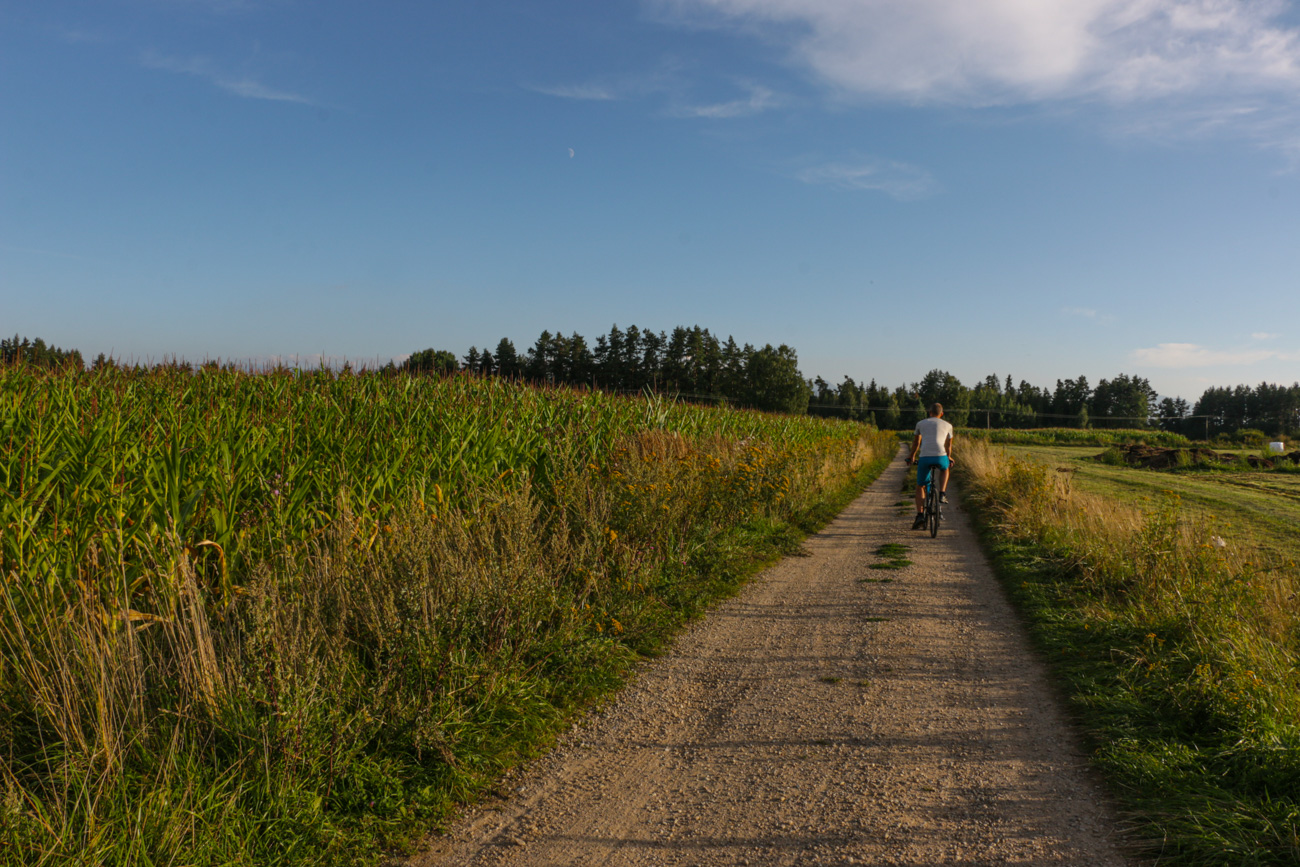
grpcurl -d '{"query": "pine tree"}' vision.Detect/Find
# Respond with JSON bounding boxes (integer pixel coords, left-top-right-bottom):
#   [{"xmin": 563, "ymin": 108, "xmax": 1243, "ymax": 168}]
[{"xmin": 495, "ymin": 338, "xmax": 521, "ymax": 378}]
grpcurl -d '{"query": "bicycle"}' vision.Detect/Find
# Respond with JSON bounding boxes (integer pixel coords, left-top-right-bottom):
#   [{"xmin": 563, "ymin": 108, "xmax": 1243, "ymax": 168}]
[
  {"xmin": 922, "ymin": 460, "xmax": 942, "ymax": 537},
  {"xmin": 910, "ymin": 456, "xmax": 951, "ymax": 538}
]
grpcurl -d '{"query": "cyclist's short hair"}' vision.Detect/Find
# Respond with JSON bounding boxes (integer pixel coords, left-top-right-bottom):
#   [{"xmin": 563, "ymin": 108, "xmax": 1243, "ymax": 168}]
[{"xmin": 929, "ymin": 403, "xmax": 943, "ymax": 417}]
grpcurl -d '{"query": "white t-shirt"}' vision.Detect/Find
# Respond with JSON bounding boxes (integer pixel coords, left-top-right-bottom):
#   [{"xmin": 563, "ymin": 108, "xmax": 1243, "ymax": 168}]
[{"xmin": 914, "ymin": 417, "xmax": 954, "ymax": 457}]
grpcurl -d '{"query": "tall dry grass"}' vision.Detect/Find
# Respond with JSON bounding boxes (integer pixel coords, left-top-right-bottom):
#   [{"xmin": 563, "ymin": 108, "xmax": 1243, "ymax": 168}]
[{"xmin": 963, "ymin": 441, "xmax": 1298, "ymax": 674}]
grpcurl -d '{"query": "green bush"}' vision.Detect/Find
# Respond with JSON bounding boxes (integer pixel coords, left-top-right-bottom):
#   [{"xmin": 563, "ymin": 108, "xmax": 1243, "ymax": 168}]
[
  {"xmin": 1096, "ymin": 447, "xmax": 1129, "ymax": 466},
  {"xmin": 1212, "ymin": 428, "xmax": 1270, "ymax": 448},
  {"xmin": 1235, "ymin": 428, "xmax": 1269, "ymax": 447},
  {"xmin": 961, "ymin": 427, "xmax": 1191, "ymax": 448}
]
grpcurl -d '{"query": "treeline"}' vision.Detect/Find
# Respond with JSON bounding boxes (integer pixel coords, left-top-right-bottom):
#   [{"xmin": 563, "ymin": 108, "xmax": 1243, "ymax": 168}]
[
  {"xmin": 7, "ymin": 330, "xmax": 1299, "ymax": 435},
  {"xmin": 1, "ymin": 334, "xmax": 83, "ymax": 369},
  {"xmin": 1192, "ymin": 383, "xmax": 1300, "ymax": 438},
  {"xmin": 400, "ymin": 325, "xmax": 811, "ymax": 414},
  {"xmin": 403, "ymin": 327, "xmax": 1190, "ymax": 432},
  {"xmin": 811, "ymin": 370, "xmax": 1164, "ymax": 430},
  {"xmin": 815, "ymin": 370, "xmax": 1300, "ymax": 436}
]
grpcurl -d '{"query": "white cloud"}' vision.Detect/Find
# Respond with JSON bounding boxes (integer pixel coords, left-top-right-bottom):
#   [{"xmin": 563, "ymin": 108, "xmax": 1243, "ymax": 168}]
[
  {"xmin": 795, "ymin": 155, "xmax": 939, "ymax": 200},
  {"xmin": 656, "ymin": 0, "xmax": 1300, "ymax": 103},
  {"xmin": 1252, "ymin": 331, "xmax": 1281, "ymax": 340},
  {"xmin": 674, "ymin": 83, "xmax": 780, "ymax": 117},
  {"xmin": 654, "ymin": 0, "xmax": 1300, "ymax": 148},
  {"xmin": 141, "ymin": 51, "xmax": 316, "ymax": 105},
  {"xmin": 1131, "ymin": 341, "xmax": 1299, "ymax": 368}
]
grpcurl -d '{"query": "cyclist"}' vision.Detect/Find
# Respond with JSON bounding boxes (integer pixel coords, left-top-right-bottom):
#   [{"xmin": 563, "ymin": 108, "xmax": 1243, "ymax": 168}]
[{"xmin": 908, "ymin": 402, "xmax": 953, "ymax": 530}]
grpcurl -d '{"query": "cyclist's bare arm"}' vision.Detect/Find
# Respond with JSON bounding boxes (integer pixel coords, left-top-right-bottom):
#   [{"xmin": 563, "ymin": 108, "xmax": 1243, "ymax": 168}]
[{"xmin": 909, "ymin": 433, "xmax": 922, "ymax": 464}]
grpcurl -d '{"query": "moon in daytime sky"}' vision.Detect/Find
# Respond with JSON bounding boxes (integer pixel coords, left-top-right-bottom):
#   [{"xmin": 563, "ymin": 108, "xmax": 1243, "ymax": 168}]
[{"xmin": 568, "ymin": 148, "xmax": 574, "ymax": 158}]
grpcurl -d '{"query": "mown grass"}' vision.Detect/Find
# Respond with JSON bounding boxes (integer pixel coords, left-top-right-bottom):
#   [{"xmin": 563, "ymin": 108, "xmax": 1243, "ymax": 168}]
[
  {"xmin": 962, "ymin": 441, "xmax": 1300, "ymax": 865},
  {"xmin": 0, "ymin": 365, "xmax": 895, "ymax": 866}
]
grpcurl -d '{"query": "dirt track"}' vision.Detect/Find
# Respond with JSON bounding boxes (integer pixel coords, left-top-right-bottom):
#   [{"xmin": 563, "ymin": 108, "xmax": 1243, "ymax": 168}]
[{"xmin": 410, "ymin": 449, "xmax": 1136, "ymax": 866}]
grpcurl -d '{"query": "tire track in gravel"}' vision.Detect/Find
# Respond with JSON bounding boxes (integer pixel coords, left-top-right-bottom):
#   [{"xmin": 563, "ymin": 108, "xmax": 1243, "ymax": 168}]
[{"xmin": 409, "ymin": 447, "xmax": 1137, "ymax": 866}]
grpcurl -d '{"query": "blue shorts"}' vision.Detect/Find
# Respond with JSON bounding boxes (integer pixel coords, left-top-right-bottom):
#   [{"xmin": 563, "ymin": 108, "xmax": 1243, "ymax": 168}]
[{"xmin": 916, "ymin": 455, "xmax": 950, "ymax": 487}]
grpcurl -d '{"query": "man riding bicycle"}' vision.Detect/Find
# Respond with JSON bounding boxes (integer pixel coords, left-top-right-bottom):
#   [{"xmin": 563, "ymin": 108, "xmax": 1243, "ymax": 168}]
[{"xmin": 908, "ymin": 403, "xmax": 953, "ymax": 530}]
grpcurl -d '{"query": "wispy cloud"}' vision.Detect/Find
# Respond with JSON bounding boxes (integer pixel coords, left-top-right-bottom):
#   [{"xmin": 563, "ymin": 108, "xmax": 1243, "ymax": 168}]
[
  {"xmin": 795, "ymin": 155, "xmax": 939, "ymax": 200},
  {"xmin": 0, "ymin": 243, "xmax": 87, "ymax": 261},
  {"xmin": 1252, "ymin": 331, "xmax": 1280, "ymax": 340},
  {"xmin": 526, "ymin": 60, "xmax": 688, "ymax": 104},
  {"xmin": 654, "ymin": 0, "xmax": 1300, "ymax": 149},
  {"xmin": 141, "ymin": 51, "xmax": 316, "ymax": 105},
  {"xmin": 525, "ymin": 82, "xmax": 619, "ymax": 101},
  {"xmin": 674, "ymin": 82, "xmax": 780, "ymax": 117},
  {"xmin": 528, "ymin": 64, "xmax": 782, "ymax": 121},
  {"xmin": 1062, "ymin": 306, "xmax": 1116, "ymax": 323},
  {"xmin": 1131, "ymin": 341, "xmax": 1300, "ymax": 368},
  {"xmin": 161, "ymin": 0, "xmax": 263, "ymax": 12},
  {"xmin": 60, "ymin": 28, "xmax": 111, "ymax": 45}
]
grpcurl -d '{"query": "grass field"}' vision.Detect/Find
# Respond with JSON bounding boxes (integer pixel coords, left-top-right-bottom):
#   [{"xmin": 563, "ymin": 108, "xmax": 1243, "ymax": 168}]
[
  {"xmin": 962, "ymin": 442, "xmax": 1300, "ymax": 865},
  {"xmin": 1005, "ymin": 444, "xmax": 1300, "ymax": 565}
]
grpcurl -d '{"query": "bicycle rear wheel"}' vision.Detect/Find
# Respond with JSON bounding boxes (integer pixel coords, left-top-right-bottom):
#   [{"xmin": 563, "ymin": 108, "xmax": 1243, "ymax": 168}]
[{"xmin": 928, "ymin": 489, "xmax": 940, "ymax": 537}]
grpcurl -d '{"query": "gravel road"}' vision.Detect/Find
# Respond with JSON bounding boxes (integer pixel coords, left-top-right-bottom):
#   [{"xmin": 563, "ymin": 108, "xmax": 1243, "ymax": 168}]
[{"xmin": 409, "ymin": 449, "xmax": 1137, "ymax": 866}]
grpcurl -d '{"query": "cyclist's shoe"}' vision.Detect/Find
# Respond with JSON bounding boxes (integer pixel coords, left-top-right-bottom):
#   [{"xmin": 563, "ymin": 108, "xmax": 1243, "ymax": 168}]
[
  {"xmin": 939, "ymin": 492, "xmax": 950, "ymax": 504},
  {"xmin": 911, "ymin": 514, "xmax": 926, "ymax": 530}
]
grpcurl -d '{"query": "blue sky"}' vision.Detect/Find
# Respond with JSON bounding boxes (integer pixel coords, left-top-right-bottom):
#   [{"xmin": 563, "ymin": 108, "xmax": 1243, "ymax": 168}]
[{"xmin": 3, "ymin": 0, "xmax": 1299, "ymax": 400}]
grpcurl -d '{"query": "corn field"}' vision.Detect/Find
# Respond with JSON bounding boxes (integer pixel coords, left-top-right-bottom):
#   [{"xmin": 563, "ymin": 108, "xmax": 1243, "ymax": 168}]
[
  {"xmin": 2, "ymin": 366, "xmax": 869, "ymax": 602},
  {"xmin": 1, "ymin": 365, "xmax": 893, "ymax": 866}
]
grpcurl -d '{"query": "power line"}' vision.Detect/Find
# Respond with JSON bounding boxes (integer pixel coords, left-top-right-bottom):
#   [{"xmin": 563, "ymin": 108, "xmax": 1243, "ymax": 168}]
[{"xmin": 802, "ymin": 402, "xmax": 1202, "ymax": 424}]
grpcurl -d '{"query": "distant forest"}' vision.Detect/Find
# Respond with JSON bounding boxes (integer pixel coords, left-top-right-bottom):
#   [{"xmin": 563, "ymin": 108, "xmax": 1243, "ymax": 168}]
[
  {"xmin": 6, "ymin": 327, "xmax": 1298, "ymax": 436},
  {"xmin": 1, "ymin": 334, "xmax": 83, "ymax": 370}
]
